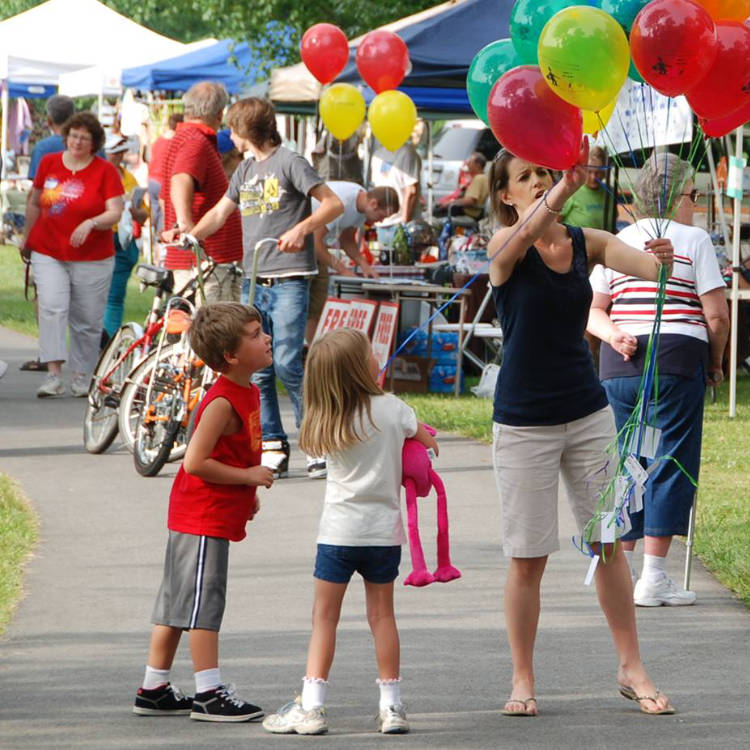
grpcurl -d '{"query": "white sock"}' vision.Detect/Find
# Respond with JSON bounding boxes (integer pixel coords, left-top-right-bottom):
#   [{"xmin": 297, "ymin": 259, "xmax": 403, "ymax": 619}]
[
  {"xmin": 194, "ymin": 667, "xmax": 222, "ymax": 694},
  {"xmin": 377, "ymin": 677, "xmax": 402, "ymax": 710},
  {"xmin": 143, "ymin": 666, "xmax": 170, "ymax": 690},
  {"xmin": 301, "ymin": 677, "xmax": 328, "ymax": 710},
  {"xmin": 642, "ymin": 553, "xmax": 667, "ymax": 583}
]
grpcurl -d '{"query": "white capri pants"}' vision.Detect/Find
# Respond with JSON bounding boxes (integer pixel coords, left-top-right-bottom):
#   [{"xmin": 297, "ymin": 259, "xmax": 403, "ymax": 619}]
[
  {"xmin": 31, "ymin": 251, "xmax": 115, "ymax": 375},
  {"xmin": 492, "ymin": 406, "xmax": 618, "ymax": 558}
]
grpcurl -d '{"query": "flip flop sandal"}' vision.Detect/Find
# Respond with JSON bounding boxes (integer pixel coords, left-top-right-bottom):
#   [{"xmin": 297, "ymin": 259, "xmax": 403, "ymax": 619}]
[
  {"xmin": 20, "ymin": 360, "xmax": 48, "ymax": 372},
  {"xmin": 619, "ymin": 684, "xmax": 675, "ymax": 715},
  {"xmin": 502, "ymin": 697, "xmax": 537, "ymax": 716}
]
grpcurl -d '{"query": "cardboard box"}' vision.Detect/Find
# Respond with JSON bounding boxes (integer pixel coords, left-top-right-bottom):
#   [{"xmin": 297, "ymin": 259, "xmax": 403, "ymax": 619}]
[{"xmin": 389, "ymin": 354, "xmax": 435, "ymax": 394}]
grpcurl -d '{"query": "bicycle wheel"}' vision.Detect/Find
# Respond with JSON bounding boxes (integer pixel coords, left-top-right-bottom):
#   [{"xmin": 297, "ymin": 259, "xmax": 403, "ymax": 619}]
[
  {"xmin": 83, "ymin": 323, "xmax": 140, "ymax": 454},
  {"xmin": 118, "ymin": 343, "xmax": 180, "ymax": 454},
  {"xmin": 133, "ymin": 416, "xmax": 181, "ymax": 477}
]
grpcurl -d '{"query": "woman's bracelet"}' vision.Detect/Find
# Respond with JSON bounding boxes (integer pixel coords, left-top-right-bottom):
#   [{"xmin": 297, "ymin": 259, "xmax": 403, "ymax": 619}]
[{"xmin": 542, "ymin": 190, "xmax": 561, "ymax": 215}]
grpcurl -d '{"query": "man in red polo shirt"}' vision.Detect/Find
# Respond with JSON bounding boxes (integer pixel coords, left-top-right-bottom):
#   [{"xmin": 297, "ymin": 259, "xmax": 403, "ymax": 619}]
[{"xmin": 162, "ymin": 82, "xmax": 242, "ymax": 302}]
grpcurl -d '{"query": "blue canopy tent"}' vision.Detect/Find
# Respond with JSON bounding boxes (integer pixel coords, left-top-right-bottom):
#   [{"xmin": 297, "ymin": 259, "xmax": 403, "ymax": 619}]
[{"xmin": 122, "ymin": 39, "xmax": 260, "ymax": 94}]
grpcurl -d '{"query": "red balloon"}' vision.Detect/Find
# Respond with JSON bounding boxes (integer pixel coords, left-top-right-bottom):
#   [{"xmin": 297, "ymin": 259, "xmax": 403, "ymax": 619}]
[
  {"xmin": 487, "ymin": 66, "xmax": 582, "ymax": 171},
  {"xmin": 356, "ymin": 31, "xmax": 410, "ymax": 93},
  {"xmin": 630, "ymin": 0, "xmax": 717, "ymax": 97},
  {"xmin": 300, "ymin": 24, "xmax": 349, "ymax": 84},
  {"xmin": 687, "ymin": 21, "xmax": 750, "ymax": 119},
  {"xmin": 701, "ymin": 99, "xmax": 750, "ymax": 137}
]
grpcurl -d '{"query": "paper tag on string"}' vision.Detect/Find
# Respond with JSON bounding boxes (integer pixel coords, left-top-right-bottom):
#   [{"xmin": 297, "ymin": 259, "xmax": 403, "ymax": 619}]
[
  {"xmin": 584, "ymin": 554, "xmax": 600, "ymax": 586},
  {"xmin": 632, "ymin": 482, "xmax": 644, "ymax": 513},
  {"xmin": 624, "ymin": 454, "xmax": 648, "ymax": 486},
  {"xmin": 614, "ymin": 475, "xmax": 630, "ymax": 509},
  {"xmin": 638, "ymin": 426, "xmax": 661, "ymax": 459},
  {"xmin": 601, "ymin": 512, "xmax": 616, "ymax": 543},
  {"xmin": 727, "ymin": 155, "xmax": 747, "ymax": 200}
]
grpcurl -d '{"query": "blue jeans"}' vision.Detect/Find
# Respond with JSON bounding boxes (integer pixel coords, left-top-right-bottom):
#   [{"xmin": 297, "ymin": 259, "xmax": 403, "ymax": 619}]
[
  {"xmin": 603, "ymin": 364, "xmax": 706, "ymax": 539},
  {"xmin": 103, "ymin": 234, "xmax": 139, "ymax": 337},
  {"xmin": 242, "ymin": 277, "xmax": 308, "ymax": 441}
]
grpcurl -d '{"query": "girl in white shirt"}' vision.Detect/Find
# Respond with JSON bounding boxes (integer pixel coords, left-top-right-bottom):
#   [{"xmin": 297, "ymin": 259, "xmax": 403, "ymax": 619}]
[{"xmin": 263, "ymin": 328, "xmax": 437, "ymax": 736}]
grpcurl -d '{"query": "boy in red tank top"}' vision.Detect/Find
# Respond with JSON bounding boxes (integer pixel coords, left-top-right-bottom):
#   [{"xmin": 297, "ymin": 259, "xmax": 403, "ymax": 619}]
[{"xmin": 133, "ymin": 302, "xmax": 274, "ymax": 722}]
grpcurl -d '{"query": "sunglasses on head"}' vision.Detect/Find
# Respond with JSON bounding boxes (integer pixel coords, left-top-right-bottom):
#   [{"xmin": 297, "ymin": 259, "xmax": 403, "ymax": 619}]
[{"xmin": 680, "ymin": 188, "xmax": 702, "ymax": 203}]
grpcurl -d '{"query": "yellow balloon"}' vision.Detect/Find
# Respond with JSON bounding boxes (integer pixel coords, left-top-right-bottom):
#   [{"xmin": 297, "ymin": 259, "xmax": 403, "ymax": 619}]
[
  {"xmin": 582, "ymin": 97, "xmax": 617, "ymax": 136},
  {"xmin": 368, "ymin": 90, "xmax": 417, "ymax": 152},
  {"xmin": 538, "ymin": 6, "xmax": 629, "ymax": 112},
  {"xmin": 319, "ymin": 84, "xmax": 366, "ymax": 141}
]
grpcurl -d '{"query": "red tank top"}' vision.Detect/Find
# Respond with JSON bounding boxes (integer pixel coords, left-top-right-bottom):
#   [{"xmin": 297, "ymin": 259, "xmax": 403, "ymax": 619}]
[{"xmin": 168, "ymin": 376, "xmax": 262, "ymax": 542}]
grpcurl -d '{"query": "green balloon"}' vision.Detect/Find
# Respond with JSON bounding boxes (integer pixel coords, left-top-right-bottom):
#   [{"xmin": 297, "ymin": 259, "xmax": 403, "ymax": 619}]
[
  {"xmin": 510, "ymin": 0, "xmax": 577, "ymax": 64},
  {"xmin": 467, "ymin": 39, "xmax": 522, "ymax": 125},
  {"xmin": 628, "ymin": 56, "xmax": 644, "ymax": 84}
]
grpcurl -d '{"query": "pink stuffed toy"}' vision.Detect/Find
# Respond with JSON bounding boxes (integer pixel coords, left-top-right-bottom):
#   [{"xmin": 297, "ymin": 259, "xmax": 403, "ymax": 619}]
[{"xmin": 402, "ymin": 424, "xmax": 461, "ymax": 587}]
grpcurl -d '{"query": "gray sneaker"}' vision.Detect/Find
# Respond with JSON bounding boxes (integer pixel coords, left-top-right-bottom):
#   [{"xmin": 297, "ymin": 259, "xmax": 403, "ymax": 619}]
[
  {"xmin": 70, "ymin": 373, "xmax": 90, "ymax": 398},
  {"xmin": 377, "ymin": 704, "xmax": 409, "ymax": 734},
  {"xmin": 37, "ymin": 373, "xmax": 64, "ymax": 398},
  {"xmin": 634, "ymin": 575, "xmax": 696, "ymax": 606},
  {"xmin": 263, "ymin": 697, "xmax": 328, "ymax": 735}
]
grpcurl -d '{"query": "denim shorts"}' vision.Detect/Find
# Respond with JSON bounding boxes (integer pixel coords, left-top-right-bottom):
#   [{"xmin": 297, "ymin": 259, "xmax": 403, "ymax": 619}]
[{"xmin": 314, "ymin": 544, "xmax": 401, "ymax": 584}]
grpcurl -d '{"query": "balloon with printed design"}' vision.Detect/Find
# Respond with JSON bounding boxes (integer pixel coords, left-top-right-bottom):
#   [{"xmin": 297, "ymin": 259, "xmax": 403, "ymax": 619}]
[
  {"xmin": 686, "ymin": 20, "xmax": 750, "ymax": 120},
  {"xmin": 510, "ymin": 0, "xmax": 578, "ymax": 64},
  {"xmin": 487, "ymin": 65, "xmax": 583, "ymax": 170},
  {"xmin": 537, "ymin": 6, "xmax": 630, "ymax": 112},
  {"xmin": 356, "ymin": 31, "xmax": 411, "ymax": 93},
  {"xmin": 368, "ymin": 90, "xmax": 417, "ymax": 151},
  {"xmin": 630, "ymin": 0, "xmax": 718, "ymax": 97},
  {"xmin": 467, "ymin": 39, "xmax": 523, "ymax": 125},
  {"xmin": 700, "ymin": 98, "xmax": 750, "ymax": 137},
  {"xmin": 694, "ymin": 0, "xmax": 750, "ymax": 21},
  {"xmin": 300, "ymin": 24, "xmax": 349, "ymax": 84},
  {"xmin": 319, "ymin": 84, "xmax": 366, "ymax": 141}
]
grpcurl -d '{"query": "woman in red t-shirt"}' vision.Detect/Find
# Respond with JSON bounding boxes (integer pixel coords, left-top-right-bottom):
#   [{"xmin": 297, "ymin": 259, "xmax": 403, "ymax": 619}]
[{"xmin": 21, "ymin": 112, "xmax": 123, "ymax": 398}]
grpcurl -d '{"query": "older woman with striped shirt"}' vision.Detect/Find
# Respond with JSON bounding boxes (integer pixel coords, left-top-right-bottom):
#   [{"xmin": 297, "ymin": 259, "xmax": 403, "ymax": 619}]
[{"xmin": 588, "ymin": 153, "xmax": 729, "ymax": 607}]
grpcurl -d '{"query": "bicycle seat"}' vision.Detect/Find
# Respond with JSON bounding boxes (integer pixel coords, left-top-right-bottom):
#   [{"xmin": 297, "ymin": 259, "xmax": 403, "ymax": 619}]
[{"xmin": 136, "ymin": 263, "xmax": 170, "ymax": 286}]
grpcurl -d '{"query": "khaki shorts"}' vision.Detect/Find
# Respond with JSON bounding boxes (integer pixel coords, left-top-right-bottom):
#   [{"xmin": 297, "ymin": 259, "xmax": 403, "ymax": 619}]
[
  {"xmin": 308, "ymin": 260, "xmax": 329, "ymax": 320},
  {"xmin": 492, "ymin": 406, "xmax": 618, "ymax": 558}
]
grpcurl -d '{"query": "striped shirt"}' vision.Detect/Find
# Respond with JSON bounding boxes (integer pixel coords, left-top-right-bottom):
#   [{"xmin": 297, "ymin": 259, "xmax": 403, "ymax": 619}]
[{"xmin": 590, "ymin": 219, "xmax": 725, "ymax": 343}]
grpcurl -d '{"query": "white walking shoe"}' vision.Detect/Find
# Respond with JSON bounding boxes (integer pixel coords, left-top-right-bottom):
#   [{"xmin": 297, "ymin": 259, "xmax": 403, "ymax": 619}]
[
  {"xmin": 377, "ymin": 704, "xmax": 409, "ymax": 734},
  {"xmin": 70, "ymin": 373, "xmax": 90, "ymax": 398},
  {"xmin": 37, "ymin": 373, "xmax": 64, "ymax": 398},
  {"xmin": 263, "ymin": 697, "xmax": 328, "ymax": 735},
  {"xmin": 634, "ymin": 575, "xmax": 696, "ymax": 606}
]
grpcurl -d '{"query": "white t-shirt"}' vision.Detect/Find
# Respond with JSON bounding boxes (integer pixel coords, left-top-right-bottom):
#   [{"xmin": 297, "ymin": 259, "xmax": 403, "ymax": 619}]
[
  {"xmin": 317, "ymin": 393, "xmax": 418, "ymax": 546},
  {"xmin": 311, "ymin": 180, "xmax": 365, "ymax": 247},
  {"xmin": 370, "ymin": 143, "xmax": 421, "ymax": 225},
  {"xmin": 590, "ymin": 219, "xmax": 725, "ymax": 342}
]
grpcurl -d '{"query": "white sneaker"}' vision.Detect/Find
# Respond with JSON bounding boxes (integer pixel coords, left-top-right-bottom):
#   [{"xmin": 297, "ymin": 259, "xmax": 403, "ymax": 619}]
[
  {"xmin": 377, "ymin": 704, "xmax": 409, "ymax": 734},
  {"xmin": 70, "ymin": 373, "xmax": 90, "ymax": 398},
  {"xmin": 37, "ymin": 373, "xmax": 64, "ymax": 398},
  {"xmin": 306, "ymin": 455, "xmax": 327, "ymax": 479},
  {"xmin": 263, "ymin": 697, "xmax": 328, "ymax": 735},
  {"xmin": 634, "ymin": 575, "xmax": 696, "ymax": 606}
]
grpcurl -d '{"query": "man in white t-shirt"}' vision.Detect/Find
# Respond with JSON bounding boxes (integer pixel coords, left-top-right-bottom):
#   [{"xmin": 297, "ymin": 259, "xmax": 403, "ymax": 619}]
[
  {"xmin": 370, "ymin": 140, "xmax": 421, "ymax": 247},
  {"xmin": 306, "ymin": 182, "xmax": 399, "ymax": 344}
]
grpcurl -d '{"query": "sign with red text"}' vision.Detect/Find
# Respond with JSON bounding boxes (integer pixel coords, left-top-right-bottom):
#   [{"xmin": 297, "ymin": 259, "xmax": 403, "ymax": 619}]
[
  {"xmin": 371, "ymin": 302, "xmax": 399, "ymax": 386},
  {"xmin": 347, "ymin": 298, "xmax": 378, "ymax": 336},
  {"xmin": 314, "ymin": 298, "xmax": 351, "ymax": 340}
]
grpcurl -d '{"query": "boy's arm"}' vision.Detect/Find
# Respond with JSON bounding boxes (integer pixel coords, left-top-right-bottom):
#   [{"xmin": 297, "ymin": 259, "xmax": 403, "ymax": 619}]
[
  {"xmin": 414, "ymin": 423, "xmax": 439, "ymax": 457},
  {"xmin": 183, "ymin": 398, "xmax": 274, "ymax": 488}
]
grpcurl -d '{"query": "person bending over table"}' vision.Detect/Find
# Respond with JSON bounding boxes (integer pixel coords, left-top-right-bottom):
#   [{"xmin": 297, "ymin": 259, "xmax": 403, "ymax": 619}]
[{"xmin": 487, "ymin": 139, "xmax": 675, "ymax": 717}]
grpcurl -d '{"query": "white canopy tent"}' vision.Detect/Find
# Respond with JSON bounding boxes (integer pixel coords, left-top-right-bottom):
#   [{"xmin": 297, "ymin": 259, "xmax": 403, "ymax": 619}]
[{"xmin": 0, "ymin": 0, "xmax": 189, "ymax": 178}]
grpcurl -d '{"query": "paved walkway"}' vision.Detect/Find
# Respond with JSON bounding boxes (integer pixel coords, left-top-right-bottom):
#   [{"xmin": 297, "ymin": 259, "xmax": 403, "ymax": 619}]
[{"xmin": 1, "ymin": 326, "xmax": 748, "ymax": 750}]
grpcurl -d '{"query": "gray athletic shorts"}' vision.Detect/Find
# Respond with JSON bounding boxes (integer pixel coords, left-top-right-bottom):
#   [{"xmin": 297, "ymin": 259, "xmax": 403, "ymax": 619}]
[{"xmin": 151, "ymin": 531, "xmax": 229, "ymax": 632}]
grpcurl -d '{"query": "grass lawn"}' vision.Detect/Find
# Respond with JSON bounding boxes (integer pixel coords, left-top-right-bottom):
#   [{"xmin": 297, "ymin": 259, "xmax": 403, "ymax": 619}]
[
  {"xmin": 404, "ymin": 377, "xmax": 750, "ymax": 608},
  {"xmin": 0, "ymin": 474, "xmax": 39, "ymax": 637}
]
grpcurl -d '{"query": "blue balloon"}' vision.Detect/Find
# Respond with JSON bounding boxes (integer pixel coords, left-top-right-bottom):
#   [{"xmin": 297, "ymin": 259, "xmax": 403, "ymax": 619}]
[{"xmin": 600, "ymin": 0, "xmax": 649, "ymax": 32}]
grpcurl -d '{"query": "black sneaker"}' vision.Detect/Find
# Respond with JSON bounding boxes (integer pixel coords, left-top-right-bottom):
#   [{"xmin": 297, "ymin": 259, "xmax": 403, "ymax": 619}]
[
  {"xmin": 133, "ymin": 682, "xmax": 193, "ymax": 716},
  {"xmin": 262, "ymin": 439, "xmax": 289, "ymax": 478},
  {"xmin": 190, "ymin": 683, "xmax": 264, "ymax": 722},
  {"xmin": 305, "ymin": 455, "xmax": 327, "ymax": 479}
]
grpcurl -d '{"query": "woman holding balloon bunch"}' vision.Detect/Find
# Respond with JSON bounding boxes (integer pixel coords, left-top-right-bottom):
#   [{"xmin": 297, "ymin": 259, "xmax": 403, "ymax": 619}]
[{"xmin": 487, "ymin": 137, "xmax": 677, "ymax": 716}]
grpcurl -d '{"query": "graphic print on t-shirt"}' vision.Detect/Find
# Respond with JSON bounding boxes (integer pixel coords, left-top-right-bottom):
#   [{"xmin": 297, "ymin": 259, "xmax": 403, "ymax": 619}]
[
  {"xmin": 239, "ymin": 173, "xmax": 285, "ymax": 217},
  {"xmin": 41, "ymin": 176, "xmax": 84, "ymax": 215},
  {"xmin": 248, "ymin": 407, "xmax": 261, "ymax": 453}
]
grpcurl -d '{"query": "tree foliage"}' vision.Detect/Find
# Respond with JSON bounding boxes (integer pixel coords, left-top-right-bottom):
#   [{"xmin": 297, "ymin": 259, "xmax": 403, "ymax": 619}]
[{"xmin": 1, "ymin": 0, "xmax": 438, "ymax": 64}]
